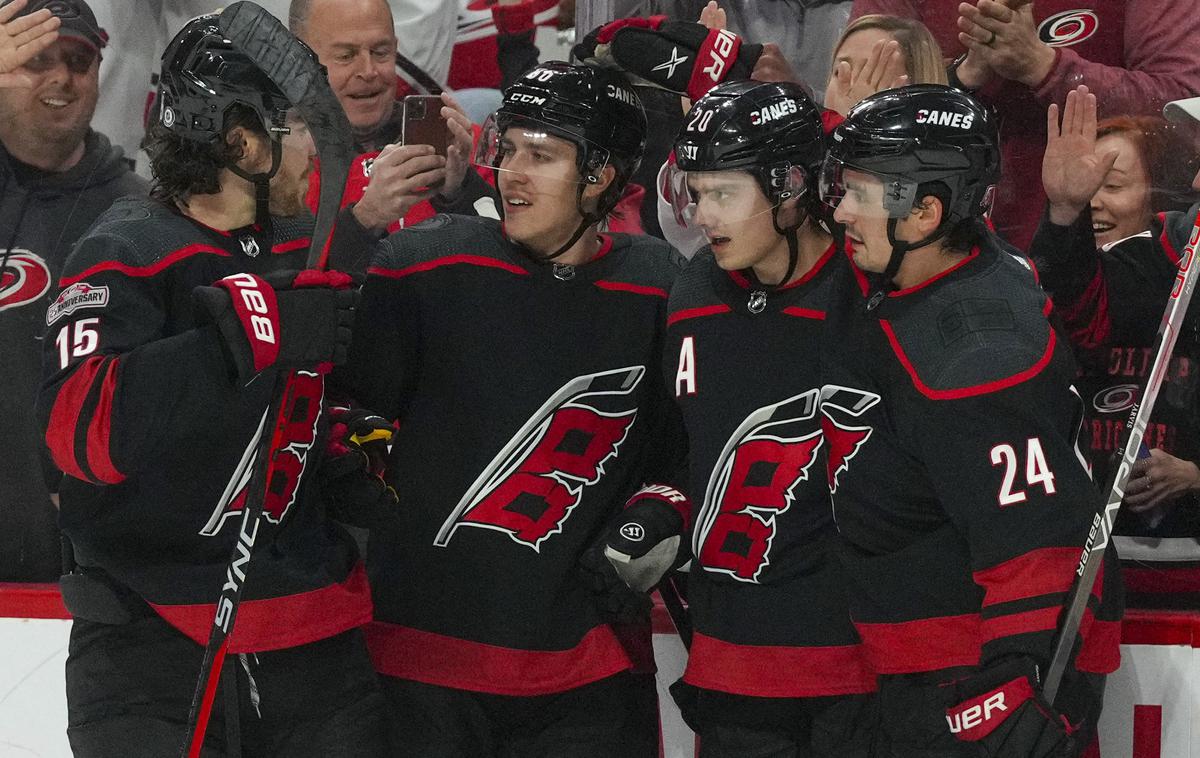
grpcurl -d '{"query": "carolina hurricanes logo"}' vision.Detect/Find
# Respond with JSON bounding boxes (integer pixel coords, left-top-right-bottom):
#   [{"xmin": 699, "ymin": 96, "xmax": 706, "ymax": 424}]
[
  {"xmin": 0, "ymin": 251, "xmax": 52, "ymax": 312},
  {"xmin": 819, "ymin": 385, "xmax": 881, "ymax": 493},
  {"xmin": 201, "ymin": 370, "xmax": 324, "ymax": 536},
  {"xmin": 434, "ymin": 366, "xmax": 644, "ymax": 551},
  {"xmin": 693, "ymin": 390, "xmax": 824, "ymax": 583},
  {"xmin": 1038, "ymin": 10, "xmax": 1099, "ymax": 47}
]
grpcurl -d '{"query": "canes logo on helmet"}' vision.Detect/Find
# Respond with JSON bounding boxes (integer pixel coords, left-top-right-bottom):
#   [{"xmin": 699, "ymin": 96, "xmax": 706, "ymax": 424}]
[
  {"xmin": 0, "ymin": 251, "xmax": 52, "ymax": 312},
  {"xmin": 201, "ymin": 370, "xmax": 324, "ymax": 536},
  {"xmin": 434, "ymin": 367, "xmax": 645, "ymax": 552},
  {"xmin": 916, "ymin": 109, "xmax": 976, "ymax": 130},
  {"xmin": 749, "ymin": 99, "xmax": 798, "ymax": 127},
  {"xmin": 1038, "ymin": 9, "xmax": 1099, "ymax": 47},
  {"xmin": 820, "ymin": 385, "xmax": 881, "ymax": 493},
  {"xmin": 694, "ymin": 390, "xmax": 824, "ymax": 583}
]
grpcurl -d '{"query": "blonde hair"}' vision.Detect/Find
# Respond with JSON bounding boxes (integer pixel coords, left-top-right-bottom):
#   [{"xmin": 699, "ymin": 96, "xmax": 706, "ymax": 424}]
[{"xmin": 832, "ymin": 15, "xmax": 948, "ymax": 86}]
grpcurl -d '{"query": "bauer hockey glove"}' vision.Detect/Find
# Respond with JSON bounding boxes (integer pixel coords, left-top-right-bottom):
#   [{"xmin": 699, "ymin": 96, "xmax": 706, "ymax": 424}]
[
  {"xmin": 603, "ymin": 485, "xmax": 690, "ymax": 593},
  {"xmin": 944, "ymin": 658, "xmax": 1078, "ymax": 758},
  {"xmin": 573, "ymin": 18, "xmax": 761, "ymax": 101},
  {"xmin": 319, "ymin": 406, "xmax": 400, "ymax": 531},
  {"xmin": 193, "ymin": 269, "xmax": 358, "ymax": 383}
]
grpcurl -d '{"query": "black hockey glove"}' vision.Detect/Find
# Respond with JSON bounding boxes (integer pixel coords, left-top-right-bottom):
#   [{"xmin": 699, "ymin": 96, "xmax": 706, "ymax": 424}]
[
  {"xmin": 573, "ymin": 17, "xmax": 761, "ymax": 101},
  {"xmin": 193, "ymin": 269, "xmax": 358, "ymax": 383},
  {"xmin": 943, "ymin": 658, "xmax": 1079, "ymax": 758},
  {"xmin": 602, "ymin": 485, "xmax": 690, "ymax": 593},
  {"xmin": 319, "ymin": 406, "xmax": 400, "ymax": 531}
]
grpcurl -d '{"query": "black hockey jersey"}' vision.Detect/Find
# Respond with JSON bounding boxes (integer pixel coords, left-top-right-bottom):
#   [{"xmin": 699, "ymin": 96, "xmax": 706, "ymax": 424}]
[
  {"xmin": 338, "ymin": 215, "xmax": 685, "ymax": 695},
  {"xmin": 820, "ymin": 237, "xmax": 1123, "ymax": 681},
  {"xmin": 664, "ymin": 246, "xmax": 874, "ymax": 698},
  {"xmin": 37, "ymin": 197, "xmax": 372, "ymax": 652}
]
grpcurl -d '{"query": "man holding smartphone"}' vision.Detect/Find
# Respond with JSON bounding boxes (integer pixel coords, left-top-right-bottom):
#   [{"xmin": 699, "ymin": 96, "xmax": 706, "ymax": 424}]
[{"xmin": 289, "ymin": 0, "xmax": 495, "ymax": 234}]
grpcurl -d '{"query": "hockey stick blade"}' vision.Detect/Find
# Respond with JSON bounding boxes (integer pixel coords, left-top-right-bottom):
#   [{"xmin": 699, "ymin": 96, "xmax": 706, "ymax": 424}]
[
  {"xmin": 1043, "ymin": 206, "xmax": 1200, "ymax": 704},
  {"xmin": 218, "ymin": 1, "xmax": 355, "ymax": 270}
]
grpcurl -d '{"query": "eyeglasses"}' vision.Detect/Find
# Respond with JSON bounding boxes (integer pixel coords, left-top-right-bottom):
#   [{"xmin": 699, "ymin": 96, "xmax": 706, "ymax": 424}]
[{"xmin": 23, "ymin": 46, "xmax": 98, "ymax": 76}]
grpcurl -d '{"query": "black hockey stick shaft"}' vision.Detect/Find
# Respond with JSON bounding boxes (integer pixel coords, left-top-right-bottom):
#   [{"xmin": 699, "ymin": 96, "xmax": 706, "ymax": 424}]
[
  {"xmin": 657, "ymin": 571, "xmax": 692, "ymax": 650},
  {"xmin": 395, "ymin": 50, "xmax": 444, "ymax": 95},
  {"xmin": 1043, "ymin": 207, "xmax": 1200, "ymax": 704},
  {"xmin": 181, "ymin": 5, "xmax": 354, "ymax": 756}
]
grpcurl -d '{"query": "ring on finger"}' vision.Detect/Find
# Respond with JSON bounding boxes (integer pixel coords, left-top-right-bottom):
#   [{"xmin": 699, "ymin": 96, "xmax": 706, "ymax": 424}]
[{"xmin": 985, "ymin": 30, "xmax": 997, "ymax": 45}]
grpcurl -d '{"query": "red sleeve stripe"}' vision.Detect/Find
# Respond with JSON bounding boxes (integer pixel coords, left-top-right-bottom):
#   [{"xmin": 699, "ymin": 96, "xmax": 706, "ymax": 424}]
[
  {"xmin": 973, "ymin": 547, "xmax": 1084, "ymax": 608},
  {"xmin": 878, "ymin": 318, "xmax": 1056, "ymax": 401},
  {"xmin": 60, "ymin": 244, "xmax": 232, "ymax": 287},
  {"xmin": 1076, "ymin": 611, "xmax": 1122, "ymax": 674},
  {"xmin": 46, "ymin": 355, "xmax": 107, "ymax": 483},
  {"xmin": 781, "ymin": 306, "xmax": 826, "ymax": 320},
  {"xmin": 368, "ymin": 254, "xmax": 528, "ymax": 280},
  {"xmin": 682, "ymin": 631, "xmax": 876, "ymax": 697},
  {"xmin": 980, "ymin": 605, "xmax": 1059, "ymax": 641},
  {"xmin": 593, "ymin": 280, "xmax": 669, "ymax": 298},
  {"xmin": 84, "ymin": 357, "xmax": 124, "ymax": 484},
  {"xmin": 667, "ymin": 303, "xmax": 731, "ymax": 327}
]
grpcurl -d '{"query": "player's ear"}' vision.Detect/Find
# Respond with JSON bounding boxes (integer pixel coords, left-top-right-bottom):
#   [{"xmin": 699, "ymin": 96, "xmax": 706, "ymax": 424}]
[
  {"xmin": 226, "ymin": 125, "xmax": 269, "ymax": 174},
  {"xmin": 911, "ymin": 194, "xmax": 945, "ymax": 236},
  {"xmin": 582, "ymin": 164, "xmax": 617, "ymax": 199}
]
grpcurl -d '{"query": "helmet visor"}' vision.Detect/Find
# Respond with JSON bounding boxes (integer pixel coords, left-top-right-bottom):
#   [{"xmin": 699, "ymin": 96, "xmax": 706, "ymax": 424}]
[
  {"xmin": 474, "ymin": 113, "xmax": 611, "ymax": 188},
  {"xmin": 665, "ymin": 163, "xmax": 808, "ymax": 231},
  {"xmin": 818, "ymin": 156, "xmax": 920, "ymax": 220}
]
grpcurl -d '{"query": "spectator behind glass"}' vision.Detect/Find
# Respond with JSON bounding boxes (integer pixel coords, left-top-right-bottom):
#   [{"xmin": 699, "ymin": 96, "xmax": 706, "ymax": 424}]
[
  {"xmin": 0, "ymin": 0, "xmax": 148, "ymax": 582},
  {"xmin": 1090, "ymin": 115, "xmax": 1199, "ymax": 249},
  {"xmin": 288, "ymin": 0, "xmax": 492, "ymax": 236},
  {"xmin": 824, "ymin": 13, "xmax": 946, "ymax": 116},
  {"xmin": 1031, "ymin": 87, "xmax": 1200, "ymax": 608},
  {"xmin": 850, "ymin": 0, "xmax": 1200, "ymax": 251}
]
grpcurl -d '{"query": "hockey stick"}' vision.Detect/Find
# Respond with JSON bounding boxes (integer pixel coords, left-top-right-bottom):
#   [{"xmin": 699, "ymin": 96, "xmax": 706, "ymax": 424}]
[
  {"xmin": 1043, "ymin": 206, "xmax": 1200, "ymax": 704},
  {"xmin": 657, "ymin": 571, "xmax": 692, "ymax": 649},
  {"xmin": 395, "ymin": 50, "xmax": 444, "ymax": 95},
  {"xmin": 180, "ymin": 5, "xmax": 355, "ymax": 757}
]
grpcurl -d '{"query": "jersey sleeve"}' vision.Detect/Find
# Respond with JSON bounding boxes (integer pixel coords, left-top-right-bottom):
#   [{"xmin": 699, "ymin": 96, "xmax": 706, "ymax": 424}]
[
  {"xmin": 37, "ymin": 236, "xmax": 240, "ymax": 486},
  {"xmin": 914, "ymin": 356, "xmax": 1104, "ymax": 669},
  {"xmin": 331, "ymin": 234, "xmax": 424, "ymax": 422}
]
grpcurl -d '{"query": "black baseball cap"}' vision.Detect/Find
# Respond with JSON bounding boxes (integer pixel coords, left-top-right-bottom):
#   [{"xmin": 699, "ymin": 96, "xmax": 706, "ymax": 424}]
[{"xmin": 6, "ymin": 0, "xmax": 108, "ymax": 53}]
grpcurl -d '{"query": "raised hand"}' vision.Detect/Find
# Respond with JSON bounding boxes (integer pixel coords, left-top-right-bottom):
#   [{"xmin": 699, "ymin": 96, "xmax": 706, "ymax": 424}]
[
  {"xmin": 438, "ymin": 92, "xmax": 476, "ymax": 202},
  {"xmin": 0, "ymin": 0, "xmax": 61, "ymax": 89},
  {"xmin": 1042, "ymin": 85, "xmax": 1118, "ymax": 226},
  {"xmin": 824, "ymin": 38, "xmax": 908, "ymax": 116}
]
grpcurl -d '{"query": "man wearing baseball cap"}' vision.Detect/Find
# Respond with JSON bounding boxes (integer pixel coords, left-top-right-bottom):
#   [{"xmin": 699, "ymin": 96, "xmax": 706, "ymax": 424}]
[{"xmin": 0, "ymin": 0, "xmax": 146, "ymax": 582}]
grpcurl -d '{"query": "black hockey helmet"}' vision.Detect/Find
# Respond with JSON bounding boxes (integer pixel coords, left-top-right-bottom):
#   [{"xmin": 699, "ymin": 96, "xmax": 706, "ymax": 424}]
[
  {"xmin": 483, "ymin": 62, "xmax": 647, "ymax": 211},
  {"xmin": 820, "ymin": 84, "xmax": 1000, "ymax": 224},
  {"xmin": 157, "ymin": 13, "xmax": 303, "ymax": 145},
  {"xmin": 673, "ymin": 79, "xmax": 826, "ymax": 210}
]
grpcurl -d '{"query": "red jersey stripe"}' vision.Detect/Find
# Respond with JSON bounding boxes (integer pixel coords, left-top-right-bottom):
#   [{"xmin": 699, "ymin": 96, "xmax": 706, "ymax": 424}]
[
  {"xmin": 781, "ymin": 306, "xmax": 826, "ymax": 320},
  {"xmin": 149, "ymin": 562, "xmax": 372, "ymax": 654},
  {"xmin": 594, "ymin": 280, "xmax": 669, "ymax": 298},
  {"xmin": 84, "ymin": 357, "xmax": 124, "ymax": 484},
  {"xmin": 668, "ymin": 304, "xmax": 732, "ymax": 327},
  {"xmin": 365, "ymin": 622, "xmax": 632, "ymax": 696},
  {"xmin": 369, "ymin": 254, "xmax": 529, "ymax": 280},
  {"xmin": 855, "ymin": 614, "xmax": 982, "ymax": 674},
  {"xmin": 682, "ymin": 631, "xmax": 876, "ymax": 697},
  {"xmin": 61, "ymin": 244, "xmax": 232, "ymax": 287},
  {"xmin": 46, "ymin": 355, "xmax": 107, "ymax": 482},
  {"xmin": 973, "ymin": 547, "xmax": 1083, "ymax": 607}
]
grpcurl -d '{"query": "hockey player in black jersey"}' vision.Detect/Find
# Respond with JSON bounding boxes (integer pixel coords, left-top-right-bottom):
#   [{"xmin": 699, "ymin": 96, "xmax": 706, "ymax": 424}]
[
  {"xmin": 817, "ymin": 85, "xmax": 1123, "ymax": 757},
  {"xmin": 36, "ymin": 14, "xmax": 389, "ymax": 757},
  {"xmin": 336, "ymin": 61, "xmax": 684, "ymax": 757},
  {"xmin": 621, "ymin": 79, "xmax": 876, "ymax": 757}
]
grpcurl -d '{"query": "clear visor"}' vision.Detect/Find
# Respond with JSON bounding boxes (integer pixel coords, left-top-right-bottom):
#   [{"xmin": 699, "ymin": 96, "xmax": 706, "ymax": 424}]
[
  {"xmin": 818, "ymin": 157, "xmax": 918, "ymax": 220},
  {"xmin": 473, "ymin": 113, "xmax": 609, "ymax": 188},
  {"xmin": 665, "ymin": 164, "xmax": 808, "ymax": 231}
]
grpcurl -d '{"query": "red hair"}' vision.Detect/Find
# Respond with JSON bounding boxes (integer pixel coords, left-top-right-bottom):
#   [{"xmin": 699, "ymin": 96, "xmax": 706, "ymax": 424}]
[{"xmin": 1097, "ymin": 115, "xmax": 1200, "ymax": 213}]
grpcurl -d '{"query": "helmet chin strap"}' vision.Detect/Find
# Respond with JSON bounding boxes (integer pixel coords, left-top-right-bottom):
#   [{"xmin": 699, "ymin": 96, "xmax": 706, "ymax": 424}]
[
  {"xmin": 866, "ymin": 216, "xmax": 949, "ymax": 310},
  {"xmin": 744, "ymin": 204, "xmax": 805, "ymax": 292},
  {"xmin": 227, "ymin": 129, "xmax": 283, "ymax": 256},
  {"xmin": 509, "ymin": 176, "xmax": 605, "ymax": 265}
]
